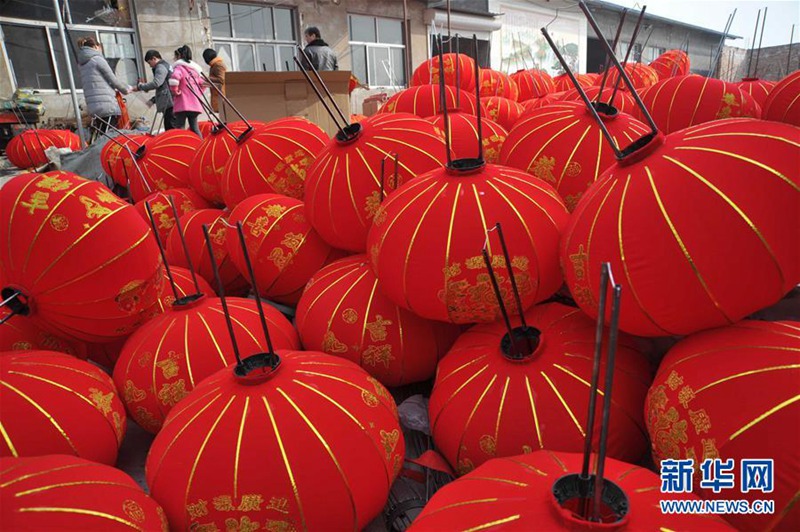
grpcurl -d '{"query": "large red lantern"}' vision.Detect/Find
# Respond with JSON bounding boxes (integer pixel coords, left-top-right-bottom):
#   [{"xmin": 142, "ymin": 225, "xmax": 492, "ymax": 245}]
[
  {"xmin": 649, "ymin": 49, "xmax": 690, "ymax": 79},
  {"xmin": 47, "ymin": 129, "xmax": 81, "ymax": 151},
  {"xmin": 411, "ymin": 52, "xmax": 476, "ymax": 92},
  {"xmin": 198, "ymin": 120, "xmax": 215, "ymax": 138},
  {"xmin": 427, "ymin": 111, "xmax": 508, "ymax": 163},
  {"xmin": 510, "ymin": 69, "xmax": 554, "ymax": 101},
  {"xmin": 0, "ymin": 171, "xmax": 162, "ymax": 342},
  {"xmin": 130, "ymin": 129, "xmax": 203, "ymax": 201},
  {"xmin": 100, "ymin": 133, "xmax": 151, "ymax": 187},
  {"xmin": 226, "ymin": 194, "xmax": 340, "ymax": 304},
  {"xmin": 5, "ymin": 130, "xmax": 59, "ymax": 169},
  {"xmin": 164, "ymin": 208, "xmax": 248, "ymax": 295},
  {"xmin": 0, "ymin": 455, "xmax": 168, "ymax": 531},
  {"xmin": 562, "ymin": 118, "xmax": 800, "ymax": 337},
  {"xmin": 646, "ymin": 320, "xmax": 800, "ymax": 531},
  {"xmin": 637, "ymin": 75, "xmax": 759, "ymax": 134},
  {"xmin": 296, "ymin": 255, "xmax": 460, "ymax": 387},
  {"xmin": 520, "ymin": 92, "xmax": 563, "ymax": 114},
  {"xmin": 736, "ymin": 77, "xmax": 775, "ymax": 109},
  {"xmin": 367, "ymin": 162, "xmax": 568, "ymax": 324},
  {"xmin": 429, "ymin": 302, "xmax": 651, "ymax": 475},
  {"xmin": 113, "ymin": 295, "xmax": 299, "ymax": 433},
  {"xmin": 596, "ymin": 62, "xmax": 659, "ymax": 91},
  {"xmin": 410, "ymin": 450, "xmax": 732, "ymax": 530},
  {"xmin": 188, "ymin": 121, "xmax": 253, "ymax": 204},
  {"xmin": 553, "ymin": 72, "xmax": 593, "ymax": 92},
  {"xmin": 134, "ymin": 187, "xmax": 210, "ymax": 243},
  {"xmin": 305, "ymin": 114, "xmax": 449, "ymax": 252},
  {"xmin": 379, "ymin": 85, "xmax": 482, "ymax": 117},
  {"xmin": 482, "ymin": 96, "xmax": 525, "ymax": 130},
  {"xmin": 146, "ymin": 350, "xmax": 404, "ymax": 531},
  {"xmin": 221, "ymin": 118, "xmax": 328, "ymax": 207},
  {"xmin": 501, "ymin": 101, "xmax": 650, "ymax": 211},
  {"xmin": 0, "ymin": 308, "xmax": 82, "ymax": 356},
  {"xmin": 479, "ymin": 68, "xmax": 519, "ymax": 100},
  {"xmin": 0, "ymin": 351, "xmax": 126, "ymax": 464},
  {"xmin": 561, "ymin": 85, "xmax": 638, "ymax": 115},
  {"xmin": 762, "ymin": 69, "xmax": 800, "ymax": 127}
]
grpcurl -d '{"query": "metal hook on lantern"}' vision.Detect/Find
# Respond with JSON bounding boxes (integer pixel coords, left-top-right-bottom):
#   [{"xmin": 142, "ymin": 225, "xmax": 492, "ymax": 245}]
[
  {"xmin": 293, "ymin": 55, "xmax": 351, "ymax": 142},
  {"xmin": 164, "ymin": 195, "xmax": 204, "ymax": 297},
  {"xmin": 594, "ymin": 8, "xmax": 628, "ymax": 105}
]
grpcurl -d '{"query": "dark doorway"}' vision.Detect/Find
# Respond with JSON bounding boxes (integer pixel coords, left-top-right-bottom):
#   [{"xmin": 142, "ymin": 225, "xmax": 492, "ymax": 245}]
[{"xmin": 586, "ymin": 36, "xmax": 607, "ymax": 73}]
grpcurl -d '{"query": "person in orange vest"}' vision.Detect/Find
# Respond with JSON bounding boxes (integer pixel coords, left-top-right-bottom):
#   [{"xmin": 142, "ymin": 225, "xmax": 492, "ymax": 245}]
[{"xmin": 202, "ymin": 49, "xmax": 227, "ymax": 115}]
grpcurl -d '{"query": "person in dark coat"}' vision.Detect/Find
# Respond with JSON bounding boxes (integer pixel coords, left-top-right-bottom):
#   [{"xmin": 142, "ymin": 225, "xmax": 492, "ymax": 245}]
[
  {"xmin": 202, "ymin": 48, "xmax": 226, "ymax": 115},
  {"xmin": 77, "ymin": 36, "xmax": 130, "ymax": 136},
  {"xmin": 300, "ymin": 26, "xmax": 338, "ymax": 71},
  {"xmin": 135, "ymin": 50, "xmax": 175, "ymax": 130}
]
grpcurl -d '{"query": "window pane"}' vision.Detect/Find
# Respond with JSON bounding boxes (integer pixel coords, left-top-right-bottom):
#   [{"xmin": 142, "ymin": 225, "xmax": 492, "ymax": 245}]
[
  {"xmin": 391, "ymin": 47, "xmax": 406, "ymax": 86},
  {"xmin": 369, "ymin": 47, "xmax": 392, "ymax": 86},
  {"xmin": 216, "ymin": 43, "xmax": 233, "ymax": 70},
  {"xmin": 377, "ymin": 18, "xmax": 403, "ymax": 45},
  {"xmin": 349, "ymin": 15, "xmax": 376, "ymax": 43},
  {"xmin": 237, "ymin": 44, "xmax": 255, "ymax": 71},
  {"xmin": 209, "ymin": 2, "xmax": 232, "ymax": 38},
  {"xmin": 257, "ymin": 44, "xmax": 276, "ymax": 71},
  {"xmin": 279, "ymin": 46, "xmax": 295, "ymax": 71},
  {"xmin": 2, "ymin": 24, "xmax": 57, "ymax": 90},
  {"xmin": 68, "ymin": 0, "xmax": 131, "ymax": 27},
  {"xmin": 351, "ymin": 45, "xmax": 367, "ymax": 84},
  {"xmin": 232, "ymin": 4, "xmax": 271, "ymax": 40},
  {"xmin": 0, "ymin": 0, "xmax": 56, "ymax": 22},
  {"xmin": 100, "ymin": 33, "xmax": 138, "ymax": 86},
  {"xmin": 274, "ymin": 8, "xmax": 295, "ymax": 41},
  {"xmin": 50, "ymin": 29, "xmax": 94, "ymax": 90}
]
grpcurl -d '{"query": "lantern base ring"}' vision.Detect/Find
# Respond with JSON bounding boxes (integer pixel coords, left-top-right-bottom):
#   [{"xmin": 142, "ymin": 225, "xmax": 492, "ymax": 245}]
[
  {"xmin": 335, "ymin": 123, "xmax": 363, "ymax": 144},
  {"xmin": 591, "ymin": 102, "xmax": 619, "ymax": 120},
  {"xmin": 233, "ymin": 352, "xmax": 281, "ymax": 384},
  {"xmin": 446, "ymin": 158, "xmax": 486, "ymax": 174},
  {"xmin": 501, "ymin": 326, "xmax": 541, "ymax": 361},
  {"xmin": 551, "ymin": 473, "xmax": 629, "ymax": 528},
  {"xmin": 172, "ymin": 293, "xmax": 205, "ymax": 308},
  {"xmin": 1, "ymin": 287, "xmax": 31, "ymax": 318}
]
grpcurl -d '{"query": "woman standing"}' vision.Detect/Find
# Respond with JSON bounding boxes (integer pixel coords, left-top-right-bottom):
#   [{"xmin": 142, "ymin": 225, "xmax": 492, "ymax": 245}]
[
  {"xmin": 169, "ymin": 45, "xmax": 204, "ymax": 136},
  {"xmin": 77, "ymin": 37, "xmax": 130, "ymax": 137}
]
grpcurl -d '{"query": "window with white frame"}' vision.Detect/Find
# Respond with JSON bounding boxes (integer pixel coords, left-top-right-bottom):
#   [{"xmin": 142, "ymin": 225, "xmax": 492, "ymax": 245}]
[
  {"xmin": 208, "ymin": 1, "xmax": 298, "ymax": 72},
  {"xmin": 349, "ymin": 14, "xmax": 406, "ymax": 87},
  {"xmin": 0, "ymin": 0, "xmax": 141, "ymax": 92}
]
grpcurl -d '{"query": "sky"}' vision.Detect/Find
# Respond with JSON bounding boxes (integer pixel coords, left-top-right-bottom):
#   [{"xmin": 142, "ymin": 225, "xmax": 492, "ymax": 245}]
[{"xmin": 604, "ymin": 0, "xmax": 800, "ymax": 48}]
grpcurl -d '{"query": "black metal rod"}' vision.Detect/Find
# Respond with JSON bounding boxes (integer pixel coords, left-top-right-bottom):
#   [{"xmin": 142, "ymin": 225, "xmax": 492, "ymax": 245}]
[
  {"xmin": 482, "ymin": 247, "xmax": 520, "ymax": 356},
  {"xmin": 234, "ymin": 222, "xmax": 276, "ymax": 362},
  {"xmin": 608, "ymin": 6, "xmax": 647, "ymax": 108},
  {"xmin": 747, "ymin": 9, "xmax": 761, "ymax": 78},
  {"xmin": 202, "ymin": 224, "xmax": 243, "ymax": 366},
  {"xmin": 93, "ymin": 115, "xmax": 142, "ymax": 146},
  {"xmin": 455, "ymin": 36, "xmax": 461, "ymax": 107},
  {"xmin": 293, "ymin": 56, "xmax": 347, "ymax": 139},
  {"xmin": 403, "ymin": 0, "xmax": 412, "ymax": 87},
  {"xmin": 200, "ymin": 71, "xmax": 252, "ymax": 129},
  {"xmin": 166, "ymin": 195, "xmax": 202, "ymax": 294},
  {"xmin": 788, "ymin": 24, "xmax": 796, "ymax": 77},
  {"xmin": 595, "ymin": 8, "xmax": 628, "ymax": 103},
  {"xmin": 0, "ymin": 309, "xmax": 19, "ymax": 325},
  {"xmin": 753, "ymin": 7, "xmax": 768, "ymax": 78},
  {"xmin": 711, "ymin": 10, "xmax": 737, "ymax": 78},
  {"xmin": 474, "ymin": 34, "xmax": 484, "ymax": 163},
  {"xmin": 393, "ymin": 152, "xmax": 400, "ymax": 189},
  {"xmin": 437, "ymin": 35, "xmax": 453, "ymax": 167},
  {"xmin": 296, "ymin": 46, "xmax": 349, "ymax": 127},
  {"xmin": 145, "ymin": 200, "xmax": 181, "ymax": 301},
  {"xmin": 379, "ymin": 157, "xmax": 386, "ymax": 203},
  {"xmin": 187, "ymin": 76, "xmax": 237, "ymax": 141},
  {"xmin": 0, "ymin": 290, "xmax": 21, "ymax": 308},
  {"xmin": 90, "ymin": 124, "xmax": 150, "ymax": 191},
  {"xmin": 492, "ymin": 223, "xmax": 527, "ymax": 330}
]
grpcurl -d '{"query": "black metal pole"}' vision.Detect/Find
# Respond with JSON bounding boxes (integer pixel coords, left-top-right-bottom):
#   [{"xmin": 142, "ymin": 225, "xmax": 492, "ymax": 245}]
[
  {"xmin": 145, "ymin": 200, "xmax": 181, "ymax": 301},
  {"xmin": 437, "ymin": 35, "xmax": 453, "ymax": 167},
  {"xmin": 753, "ymin": 7, "xmax": 768, "ymax": 78},
  {"xmin": 293, "ymin": 57, "xmax": 347, "ymax": 139},
  {"xmin": 166, "ymin": 195, "xmax": 202, "ymax": 294},
  {"xmin": 747, "ymin": 9, "xmax": 761, "ymax": 78},
  {"xmin": 296, "ymin": 45, "xmax": 350, "ymax": 126},
  {"xmin": 202, "ymin": 224, "xmax": 243, "ymax": 366},
  {"xmin": 595, "ymin": 8, "xmax": 628, "ymax": 103},
  {"xmin": 608, "ymin": 7, "xmax": 648, "ymax": 108},
  {"xmin": 200, "ymin": 71, "xmax": 252, "ymax": 130},
  {"xmin": 482, "ymin": 247, "xmax": 520, "ymax": 357},
  {"xmin": 473, "ymin": 35, "xmax": 483, "ymax": 163}
]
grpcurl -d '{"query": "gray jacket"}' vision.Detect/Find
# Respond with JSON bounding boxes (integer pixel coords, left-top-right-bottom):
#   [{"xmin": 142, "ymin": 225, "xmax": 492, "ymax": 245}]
[
  {"xmin": 78, "ymin": 47, "xmax": 128, "ymax": 117},
  {"xmin": 138, "ymin": 60, "xmax": 173, "ymax": 112},
  {"xmin": 302, "ymin": 39, "xmax": 338, "ymax": 71}
]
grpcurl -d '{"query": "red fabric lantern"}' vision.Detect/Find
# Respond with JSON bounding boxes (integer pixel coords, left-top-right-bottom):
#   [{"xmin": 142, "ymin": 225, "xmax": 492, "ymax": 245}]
[
  {"xmin": 479, "ymin": 69, "xmax": 519, "ymax": 100},
  {"xmin": 100, "ymin": 133, "xmax": 151, "ymax": 187},
  {"xmin": 379, "ymin": 85, "xmax": 482, "ymax": 117},
  {"xmin": 501, "ymin": 101, "xmax": 650, "ymax": 211},
  {"xmin": 637, "ymin": 75, "xmax": 759, "ymax": 134},
  {"xmin": 82, "ymin": 337, "xmax": 128, "ymax": 369},
  {"xmin": 226, "ymin": 194, "xmax": 340, "ymax": 305},
  {"xmin": 560, "ymin": 85, "xmax": 638, "ymax": 115},
  {"xmin": 134, "ymin": 188, "xmax": 210, "ymax": 243},
  {"xmin": 5, "ymin": 130, "xmax": 59, "ymax": 169},
  {"xmin": 198, "ymin": 120, "xmax": 215, "ymax": 138},
  {"xmin": 130, "ymin": 129, "xmax": 203, "ymax": 202},
  {"xmin": 429, "ymin": 302, "xmax": 651, "ymax": 474},
  {"xmin": 47, "ymin": 129, "xmax": 81, "ymax": 151},
  {"xmin": 146, "ymin": 351, "xmax": 404, "ymax": 531},
  {"xmin": 114, "ymin": 295, "xmax": 298, "ymax": 433},
  {"xmin": 221, "ymin": 118, "xmax": 328, "ymax": 207},
  {"xmin": 0, "ymin": 455, "xmax": 169, "ymax": 531},
  {"xmin": 0, "ymin": 171, "xmax": 162, "ymax": 342},
  {"xmin": 154, "ymin": 265, "xmax": 215, "ymax": 313},
  {"xmin": 649, "ymin": 49, "xmax": 691, "ymax": 79},
  {"xmin": 596, "ymin": 62, "xmax": 659, "ymax": 91},
  {"xmin": 646, "ymin": 320, "xmax": 800, "ymax": 531},
  {"xmin": 520, "ymin": 93, "xmax": 563, "ymax": 114},
  {"xmin": 481, "ymin": 96, "xmax": 525, "ymax": 130},
  {"xmin": 426, "ymin": 111, "xmax": 508, "ymax": 163},
  {"xmin": 562, "ymin": 118, "xmax": 800, "ymax": 337},
  {"xmin": 553, "ymin": 73, "xmax": 594, "ymax": 92},
  {"xmin": 0, "ymin": 308, "xmax": 82, "ymax": 357},
  {"xmin": 410, "ymin": 450, "xmax": 732, "ymax": 531},
  {"xmin": 188, "ymin": 121, "xmax": 252, "ymax": 204},
  {"xmin": 367, "ymin": 163, "xmax": 568, "ymax": 324},
  {"xmin": 510, "ymin": 69, "xmax": 555, "ymax": 101},
  {"xmin": 762, "ymin": 69, "xmax": 800, "ymax": 127},
  {"xmin": 305, "ymin": 114, "xmax": 449, "ymax": 252},
  {"xmin": 0, "ymin": 351, "xmax": 126, "ymax": 464},
  {"xmin": 164, "ymin": 208, "xmax": 249, "ymax": 295},
  {"xmin": 296, "ymin": 255, "xmax": 461, "ymax": 387},
  {"xmin": 736, "ymin": 77, "xmax": 775, "ymax": 109},
  {"xmin": 411, "ymin": 53, "xmax": 477, "ymax": 92}
]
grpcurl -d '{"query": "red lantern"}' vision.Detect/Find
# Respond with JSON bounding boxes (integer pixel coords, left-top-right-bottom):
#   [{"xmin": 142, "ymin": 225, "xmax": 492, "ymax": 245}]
[
  {"xmin": 0, "ymin": 455, "xmax": 168, "ymax": 531},
  {"xmin": 520, "ymin": 92, "xmax": 563, "ymax": 114},
  {"xmin": 561, "ymin": 85, "xmax": 638, "ymax": 115},
  {"xmin": 146, "ymin": 351, "xmax": 404, "ymax": 531},
  {"xmin": 411, "ymin": 53, "xmax": 477, "ymax": 92},
  {"xmin": 5, "ymin": 130, "xmax": 59, "ymax": 169},
  {"xmin": 226, "ymin": 194, "xmax": 340, "ymax": 305},
  {"xmin": 0, "ymin": 308, "xmax": 82, "ymax": 357},
  {"xmin": 562, "ymin": 118, "xmax": 800, "ymax": 337},
  {"xmin": 164, "ymin": 208, "xmax": 249, "ymax": 295},
  {"xmin": 379, "ymin": 85, "xmax": 482, "ymax": 117},
  {"xmin": 510, "ymin": 69, "xmax": 555, "ymax": 101},
  {"xmin": 367, "ymin": 162, "xmax": 568, "ymax": 324},
  {"xmin": 296, "ymin": 255, "xmax": 460, "ymax": 387},
  {"xmin": 82, "ymin": 337, "xmax": 128, "ymax": 369},
  {"xmin": 0, "ymin": 171, "xmax": 162, "ymax": 342},
  {"xmin": 649, "ymin": 49, "xmax": 691, "ymax": 79},
  {"xmin": 501, "ymin": 101, "xmax": 650, "ymax": 211},
  {"xmin": 47, "ymin": 129, "xmax": 81, "ymax": 150},
  {"xmin": 736, "ymin": 77, "xmax": 775, "ymax": 109},
  {"xmin": 481, "ymin": 96, "xmax": 525, "ymax": 130},
  {"xmin": 130, "ymin": 129, "xmax": 203, "ymax": 201},
  {"xmin": 154, "ymin": 265, "xmax": 215, "ymax": 313},
  {"xmin": 134, "ymin": 188, "xmax": 211, "ymax": 243},
  {"xmin": 762, "ymin": 69, "xmax": 800, "ymax": 127},
  {"xmin": 100, "ymin": 133, "xmax": 151, "ymax": 187},
  {"xmin": 0, "ymin": 351, "xmax": 126, "ymax": 464},
  {"xmin": 429, "ymin": 302, "xmax": 651, "ymax": 474},
  {"xmin": 410, "ymin": 450, "xmax": 732, "ymax": 530},
  {"xmin": 637, "ymin": 75, "xmax": 759, "ymax": 134},
  {"xmin": 198, "ymin": 120, "xmax": 215, "ymax": 138},
  {"xmin": 221, "ymin": 118, "xmax": 328, "ymax": 207},
  {"xmin": 350, "ymin": 113, "xmax": 367, "ymax": 123},
  {"xmin": 646, "ymin": 320, "xmax": 800, "ymax": 531},
  {"xmin": 596, "ymin": 62, "xmax": 659, "ymax": 91},
  {"xmin": 553, "ymin": 73, "xmax": 593, "ymax": 92},
  {"xmin": 188, "ymin": 121, "xmax": 253, "ymax": 205},
  {"xmin": 479, "ymin": 69, "xmax": 519, "ymax": 100},
  {"xmin": 113, "ymin": 295, "xmax": 298, "ymax": 433},
  {"xmin": 305, "ymin": 114, "xmax": 449, "ymax": 252},
  {"xmin": 426, "ymin": 111, "xmax": 508, "ymax": 163}
]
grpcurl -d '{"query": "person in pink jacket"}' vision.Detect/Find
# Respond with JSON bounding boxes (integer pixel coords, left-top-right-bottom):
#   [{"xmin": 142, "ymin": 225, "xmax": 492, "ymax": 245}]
[{"xmin": 168, "ymin": 45, "xmax": 204, "ymax": 136}]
